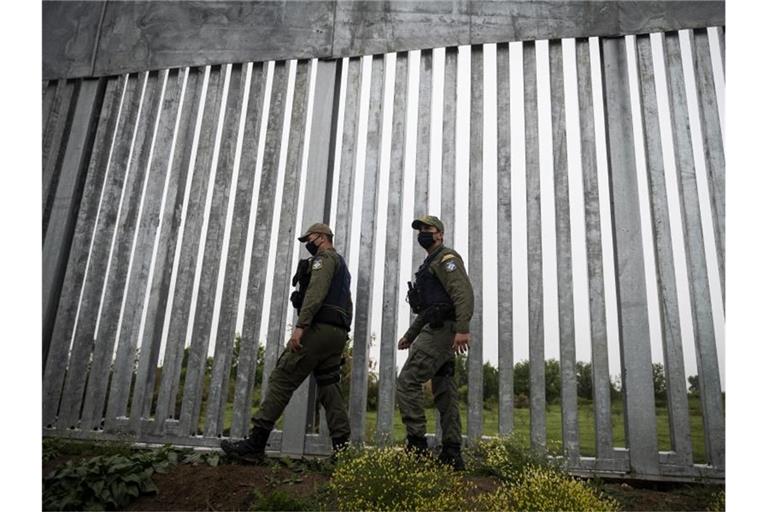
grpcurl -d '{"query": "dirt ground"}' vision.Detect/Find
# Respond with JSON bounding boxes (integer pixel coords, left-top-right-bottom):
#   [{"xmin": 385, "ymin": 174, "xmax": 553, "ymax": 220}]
[
  {"xmin": 44, "ymin": 450, "xmax": 723, "ymax": 511},
  {"xmin": 127, "ymin": 460, "xmax": 720, "ymax": 511},
  {"xmin": 126, "ymin": 463, "xmax": 515, "ymax": 511},
  {"xmin": 602, "ymin": 480, "xmax": 723, "ymax": 512},
  {"xmin": 127, "ymin": 462, "xmax": 329, "ymax": 511}
]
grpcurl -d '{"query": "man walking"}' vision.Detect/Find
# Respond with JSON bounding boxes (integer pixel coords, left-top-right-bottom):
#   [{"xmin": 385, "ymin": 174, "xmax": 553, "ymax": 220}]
[
  {"xmin": 222, "ymin": 223, "xmax": 353, "ymax": 461},
  {"xmin": 397, "ymin": 215, "xmax": 474, "ymax": 470}
]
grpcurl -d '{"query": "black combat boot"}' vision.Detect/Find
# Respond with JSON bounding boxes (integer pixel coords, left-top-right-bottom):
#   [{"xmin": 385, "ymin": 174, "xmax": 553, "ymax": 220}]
[
  {"xmin": 332, "ymin": 435, "xmax": 350, "ymax": 453},
  {"xmin": 405, "ymin": 435, "xmax": 430, "ymax": 457},
  {"xmin": 221, "ymin": 426, "xmax": 270, "ymax": 463},
  {"xmin": 327, "ymin": 435, "xmax": 350, "ymax": 464},
  {"xmin": 437, "ymin": 441, "xmax": 465, "ymax": 470}
]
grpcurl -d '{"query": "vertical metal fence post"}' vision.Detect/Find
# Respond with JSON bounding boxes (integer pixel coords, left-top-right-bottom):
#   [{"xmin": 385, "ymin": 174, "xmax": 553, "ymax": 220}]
[
  {"xmin": 282, "ymin": 59, "xmax": 341, "ymax": 455},
  {"xmin": 601, "ymin": 37, "xmax": 659, "ymax": 476}
]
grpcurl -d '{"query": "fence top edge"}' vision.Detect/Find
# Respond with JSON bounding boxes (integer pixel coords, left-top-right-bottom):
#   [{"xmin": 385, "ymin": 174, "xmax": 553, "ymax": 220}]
[{"xmin": 43, "ymin": 0, "xmax": 724, "ymax": 80}]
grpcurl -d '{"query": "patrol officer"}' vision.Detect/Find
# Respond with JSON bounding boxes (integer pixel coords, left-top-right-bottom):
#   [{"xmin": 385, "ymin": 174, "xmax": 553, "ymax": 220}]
[
  {"xmin": 221, "ymin": 223, "xmax": 353, "ymax": 462},
  {"xmin": 397, "ymin": 215, "xmax": 474, "ymax": 470}
]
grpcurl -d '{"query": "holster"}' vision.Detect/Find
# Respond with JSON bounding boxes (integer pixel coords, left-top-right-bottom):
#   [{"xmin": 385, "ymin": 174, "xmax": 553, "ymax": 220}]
[
  {"xmin": 406, "ymin": 281, "xmax": 423, "ymax": 314},
  {"xmin": 290, "ymin": 258, "xmax": 313, "ymax": 310}
]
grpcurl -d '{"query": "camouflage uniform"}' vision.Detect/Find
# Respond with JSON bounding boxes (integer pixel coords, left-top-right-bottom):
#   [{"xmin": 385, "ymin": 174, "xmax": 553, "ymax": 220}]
[
  {"xmin": 397, "ymin": 216, "xmax": 474, "ymax": 468},
  {"xmin": 222, "ymin": 223, "xmax": 352, "ymax": 460},
  {"xmin": 251, "ymin": 247, "xmax": 352, "ymax": 440}
]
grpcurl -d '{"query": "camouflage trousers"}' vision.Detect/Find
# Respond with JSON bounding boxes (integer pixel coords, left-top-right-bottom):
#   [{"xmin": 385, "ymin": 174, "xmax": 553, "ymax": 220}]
[
  {"xmin": 252, "ymin": 322, "xmax": 351, "ymax": 439},
  {"xmin": 396, "ymin": 320, "xmax": 462, "ymax": 445}
]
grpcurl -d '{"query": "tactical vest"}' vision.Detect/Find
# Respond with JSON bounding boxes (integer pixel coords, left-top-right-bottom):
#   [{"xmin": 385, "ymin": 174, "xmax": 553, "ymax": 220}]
[
  {"xmin": 314, "ymin": 254, "xmax": 354, "ymax": 332},
  {"xmin": 413, "ymin": 247, "xmax": 456, "ymax": 326}
]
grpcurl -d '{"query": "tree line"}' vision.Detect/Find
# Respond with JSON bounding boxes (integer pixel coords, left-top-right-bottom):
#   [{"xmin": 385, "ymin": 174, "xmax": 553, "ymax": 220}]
[
  {"xmin": 365, "ymin": 356, "xmax": 703, "ymax": 411},
  {"xmin": 142, "ymin": 338, "xmax": 704, "ymax": 418}
]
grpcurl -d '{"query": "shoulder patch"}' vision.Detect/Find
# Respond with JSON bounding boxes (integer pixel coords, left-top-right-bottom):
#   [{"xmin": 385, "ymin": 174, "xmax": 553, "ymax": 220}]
[
  {"xmin": 440, "ymin": 253, "xmax": 456, "ymax": 263},
  {"xmin": 444, "ymin": 260, "xmax": 457, "ymax": 272},
  {"xmin": 312, "ymin": 258, "xmax": 323, "ymax": 271}
]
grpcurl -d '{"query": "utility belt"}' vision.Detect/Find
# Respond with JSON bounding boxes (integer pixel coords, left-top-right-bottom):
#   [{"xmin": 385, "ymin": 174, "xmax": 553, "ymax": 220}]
[
  {"xmin": 313, "ymin": 304, "xmax": 352, "ymax": 332},
  {"xmin": 422, "ymin": 303, "xmax": 455, "ymax": 329}
]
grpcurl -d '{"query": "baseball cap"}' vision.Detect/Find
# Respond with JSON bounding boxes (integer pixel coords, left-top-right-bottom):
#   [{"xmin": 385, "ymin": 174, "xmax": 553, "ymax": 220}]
[
  {"xmin": 298, "ymin": 222, "xmax": 333, "ymax": 242},
  {"xmin": 411, "ymin": 215, "xmax": 444, "ymax": 233}
]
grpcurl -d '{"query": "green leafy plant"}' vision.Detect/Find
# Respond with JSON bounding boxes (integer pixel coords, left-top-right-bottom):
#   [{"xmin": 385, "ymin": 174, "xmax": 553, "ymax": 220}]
[
  {"xmin": 43, "ymin": 438, "xmax": 63, "ymax": 463},
  {"xmin": 250, "ymin": 489, "xmax": 311, "ymax": 511},
  {"xmin": 329, "ymin": 447, "xmax": 475, "ymax": 511},
  {"xmin": 43, "ymin": 446, "xmax": 177, "ymax": 511},
  {"xmin": 474, "ymin": 464, "xmax": 620, "ymax": 512},
  {"xmin": 264, "ymin": 464, "xmax": 304, "ymax": 488},
  {"xmin": 180, "ymin": 450, "xmax": 221, "ymax": 467}
]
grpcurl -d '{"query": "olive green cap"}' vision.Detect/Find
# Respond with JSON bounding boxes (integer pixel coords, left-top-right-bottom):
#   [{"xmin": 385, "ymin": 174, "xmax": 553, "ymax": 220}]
[
  {"xmin": 298, "ymin": 222, "xmax": 333, "ymax": 242},
  {"xmin": 411, "ymin": 215, "xmax": 444, "ymax": 233}
]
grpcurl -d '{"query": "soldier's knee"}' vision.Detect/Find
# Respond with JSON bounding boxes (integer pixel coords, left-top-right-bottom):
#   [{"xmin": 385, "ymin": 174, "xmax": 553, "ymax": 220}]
[
  {"xmin": 396, "ymin": 379, "xmax": 415, "ymax": 407},
  {"xmin": 396, "ymin": 374, "xmax": 406, "ymax": 396},
  {"xmin": 314, "ymin": 357, "xmax": 346, "ymax": 388},
  {"xmin": 397, "ymin": 367, "xmax": 419, "ymax": 392}
]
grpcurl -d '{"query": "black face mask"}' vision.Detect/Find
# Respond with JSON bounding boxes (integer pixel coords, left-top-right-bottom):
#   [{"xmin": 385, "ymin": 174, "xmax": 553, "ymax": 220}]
[
  {"xmin": 305, "ymin": 238, "xmax": 320, "ymax": 256},
  {"xmin": 417, "ymin": 231, "xmax": 436, "ymax": 250}
]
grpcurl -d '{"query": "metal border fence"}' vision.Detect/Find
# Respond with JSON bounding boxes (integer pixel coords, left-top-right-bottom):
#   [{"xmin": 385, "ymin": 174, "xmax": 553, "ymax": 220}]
[{"xmin": 42, "ymin": 28, "xmax": 725, "ymax": 482}]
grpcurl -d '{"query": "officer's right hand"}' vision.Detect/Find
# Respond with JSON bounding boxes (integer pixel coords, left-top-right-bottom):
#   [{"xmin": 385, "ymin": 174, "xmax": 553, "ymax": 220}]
[
  {"xmin": 452, "ymin": 332, "xmax": 470, "ymax": 354},
  {"xmin": 288, "ymin": 327, "xmax": 304, "ymax": 352},
  {"xmin": 397, "ymin": 336, "xmax": 412, "ymax": 350}
]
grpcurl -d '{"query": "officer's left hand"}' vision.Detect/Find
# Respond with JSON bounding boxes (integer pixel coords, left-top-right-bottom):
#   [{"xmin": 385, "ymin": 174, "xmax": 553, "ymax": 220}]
[
  {"xmin": 289, "ymin": 327, "xmax": 305, "ymax": 352},
  {"xmin": 452, "ymin": 332, "xmax": 470, "ymax": 354}
]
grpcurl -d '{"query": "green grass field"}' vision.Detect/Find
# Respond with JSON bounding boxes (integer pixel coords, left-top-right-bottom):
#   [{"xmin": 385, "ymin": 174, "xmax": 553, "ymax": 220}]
[
  {"xmin": 362, "ymin": 397, "xmax": 707, "ymax": 463},
  {"xmin": 212, "ymin": 394, "xmax": 707, "ymax": 463}
]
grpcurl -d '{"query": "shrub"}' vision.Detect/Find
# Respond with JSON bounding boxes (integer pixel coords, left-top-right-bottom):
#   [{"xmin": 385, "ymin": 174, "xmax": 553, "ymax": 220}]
[
  {"xmin": 466, "ymin": 435, "xmax": 559, "ymax": 481},
  {"xmin": 707, "ymin": 489, "xmax": 725, "ymax": 512},
  {"xmin": 43, "ymin": 438, "xmax": 63, "ymax": 462},
  {"xmin": 250, "ymin": 489, "xmax": 311, "ymax": 511},
  {"xmin": 43, "ymin": 446, "xmax": 177, "ymax": 511},
  {"xmin": 474, "ymin": 465, "xmax": 620, "ymax": 512},
  {"xmin": 329, "ymin": 447, "xmax": 475, "ymax": 511}
]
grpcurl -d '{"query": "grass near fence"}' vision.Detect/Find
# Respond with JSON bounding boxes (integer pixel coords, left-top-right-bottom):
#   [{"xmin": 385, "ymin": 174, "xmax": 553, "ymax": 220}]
[
  {"xmin": 364, "ymin": 397, "xmax": 707, "ymax": 463},
  {"xmin": 213, "ymin": 394, "xmax": 707, "ymax": 463}
]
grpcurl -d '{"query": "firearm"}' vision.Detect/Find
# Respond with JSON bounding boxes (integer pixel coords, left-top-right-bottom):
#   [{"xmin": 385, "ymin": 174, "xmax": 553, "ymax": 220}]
[
  {"xmin": 290, "ymin": 258, "xmax": 313, "ymax": 310},
  {"xmin": 406, "ymin": 281, "xmax": 423, "ymax": 314}
]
